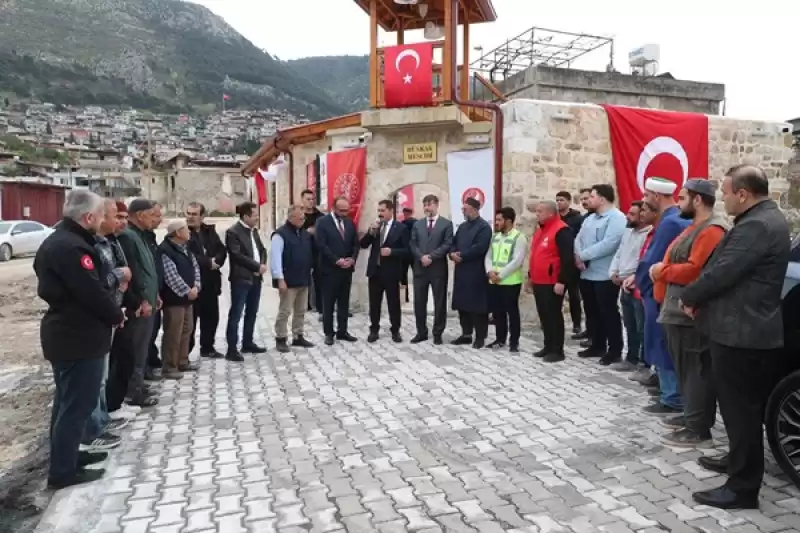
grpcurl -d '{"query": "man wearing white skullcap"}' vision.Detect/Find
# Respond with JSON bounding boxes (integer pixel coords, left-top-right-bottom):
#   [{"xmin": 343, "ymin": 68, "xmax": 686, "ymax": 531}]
[{"xmin": 631, "ymin": 177, "xmax": 691, "ymax": 417}]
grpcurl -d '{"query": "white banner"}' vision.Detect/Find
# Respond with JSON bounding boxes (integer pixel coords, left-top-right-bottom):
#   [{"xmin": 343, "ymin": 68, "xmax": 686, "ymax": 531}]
[{"xmin": 447, "ymin": 148, "xmax": 495, "ymax": 227}]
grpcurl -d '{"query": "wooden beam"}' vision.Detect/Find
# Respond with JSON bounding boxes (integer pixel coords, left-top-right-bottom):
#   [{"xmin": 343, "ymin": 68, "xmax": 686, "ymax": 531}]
[
  {"xmin": 460, "ymin": 11, "xmax": 470, "ymax": 101},
  {"xmin": 369, "ymin": 0, "xmax": 379, "ymax": 107},
  {"xmin": 442, "ymin": 0, "xmax": 452, "ymax": 103},
  {"xmin": 397, "ymin": 17, "xmax": 404, "ymax": 45}
]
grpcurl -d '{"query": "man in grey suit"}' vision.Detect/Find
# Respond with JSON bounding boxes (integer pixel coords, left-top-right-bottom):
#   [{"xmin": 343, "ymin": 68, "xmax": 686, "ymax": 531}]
[{"xmin": 409, "ymin": 194, "xmax": 454, "ymax": 345}]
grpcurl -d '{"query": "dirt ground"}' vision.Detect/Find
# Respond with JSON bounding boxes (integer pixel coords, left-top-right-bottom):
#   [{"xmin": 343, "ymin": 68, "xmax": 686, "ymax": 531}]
[{"xmin": 0, "ymin": 275, "xmax": 53, "ymax": 533}]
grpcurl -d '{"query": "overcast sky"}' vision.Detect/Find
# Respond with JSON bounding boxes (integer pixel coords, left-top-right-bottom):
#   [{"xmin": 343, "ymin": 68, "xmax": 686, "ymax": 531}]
[{"xmin": 190, "ymin": 0, "xmax": 798, "ymax": 123}]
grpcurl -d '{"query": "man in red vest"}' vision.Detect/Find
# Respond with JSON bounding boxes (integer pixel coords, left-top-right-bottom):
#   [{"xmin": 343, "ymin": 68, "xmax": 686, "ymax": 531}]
[{"xmin": 527, "ymin": 201, "xmax": 577, "ymax": 362}]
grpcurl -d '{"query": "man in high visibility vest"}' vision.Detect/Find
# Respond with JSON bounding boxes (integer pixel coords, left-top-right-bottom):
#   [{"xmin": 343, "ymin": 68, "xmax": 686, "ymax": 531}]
[
  {"xmin": 485, "ymin": 207, "xmax": 528, "ymax": 352},
  {"xmin": 527, "ymin": 201, "xmax": 577, "ymax": 362}
]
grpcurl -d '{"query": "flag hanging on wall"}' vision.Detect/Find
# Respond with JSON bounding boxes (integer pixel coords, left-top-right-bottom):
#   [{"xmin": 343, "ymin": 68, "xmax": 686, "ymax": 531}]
[
  {"xmin": 603, "ymin": 105, "xmax": 709, "ymax": 212},
  {"xmin": 326, "ymin": 147, "xmax": 367, "ymax": 227},
  {"xmin": 383, "ymin": 42, "xmax": 434, "ymax": 108},
  {"xmin": 253, "ymin": 170, "xmax": 268, "ymax": 205},
  {"xmin": 306, "ymin": 162, "xmax": 316, "ymax": 193}
]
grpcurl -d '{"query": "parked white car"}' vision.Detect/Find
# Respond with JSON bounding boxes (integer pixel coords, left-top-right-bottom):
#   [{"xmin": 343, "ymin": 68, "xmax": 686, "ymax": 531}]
[{"xmin": 0, "ymin": 220, "xmax": 54, "ymax": 262}]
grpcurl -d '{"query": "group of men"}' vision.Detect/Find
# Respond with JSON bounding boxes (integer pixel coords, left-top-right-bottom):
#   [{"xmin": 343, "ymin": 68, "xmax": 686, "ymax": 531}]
[{"xmin": 35, "ymin": 191, "xmax": 273, "ymax": 489}]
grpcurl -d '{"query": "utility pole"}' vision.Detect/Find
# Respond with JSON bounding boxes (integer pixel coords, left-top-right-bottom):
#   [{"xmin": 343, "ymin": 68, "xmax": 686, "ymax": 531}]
[{"xmin": 146, "ymin": 124, "xmax": 152, "ymax": 199}]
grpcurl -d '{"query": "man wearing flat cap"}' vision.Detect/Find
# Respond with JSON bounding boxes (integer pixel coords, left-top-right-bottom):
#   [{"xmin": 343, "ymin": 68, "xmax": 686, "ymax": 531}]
[
  {"xmin": 115, "ymin": 198, "xmax": 160, "ymax": 407},
  {"xmin": 158, "ymin": 219, "xmax": 202, "ymax": 379},
  {"xmin": 633, "ymin": 178, "xmax": 690, "ymax": 416},
  {"xmin": 449, "ymin": 197, "xmax": 493, "ymax": 348},
  {"xmin": 650, "ymin": 179, "xmax": 726, "ymax": 448}
]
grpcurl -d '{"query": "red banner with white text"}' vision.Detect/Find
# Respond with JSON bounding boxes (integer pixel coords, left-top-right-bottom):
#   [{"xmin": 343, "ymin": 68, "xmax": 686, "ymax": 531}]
[
  {"xmin": 602, "ymin": 105, "xmax": 709, "ymax": 212},
  {"xmin": 306, "ymin": 162, "xmax": 316, "ymax": 193},
  {"xmin": 326, "ymin": 147, "xmax": 367, "ymax": 227}
]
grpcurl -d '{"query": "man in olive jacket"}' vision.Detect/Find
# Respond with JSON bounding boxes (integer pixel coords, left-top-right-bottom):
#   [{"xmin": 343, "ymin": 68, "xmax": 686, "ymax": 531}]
[
  {"xmin": 116, "ymin": 199, "xmax": 160, "ymax": 407},
  {"xmin": 680, "ymin": 165, "xmax": 790, "ymax": 510}
]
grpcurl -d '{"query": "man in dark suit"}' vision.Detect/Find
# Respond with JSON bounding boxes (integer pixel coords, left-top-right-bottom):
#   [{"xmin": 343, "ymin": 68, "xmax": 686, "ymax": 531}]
[
  {"xmin": 360, "ymin": 199, "xmax": 409, "ymax": 343},
  {"xmin": 224, "ymin": 202, "xmax": 267, "ymax": 362},
  {"xmin": 681, "ymin": 165, "xmax": 790, "ymax": 510},
  {"xmin": 315, "ymin": 195, "xmax": 360, "ymax": 345},
  {"xmin": 186, "ymin": 202, "xmax": 227, "ymax": 358},
  {"xmin": 409, "ymin": 194, "xmax": 454, "ymax": 345},
  {"xmin": 400, "ymin": 207, "xmax": 416, "ymax": 302}
]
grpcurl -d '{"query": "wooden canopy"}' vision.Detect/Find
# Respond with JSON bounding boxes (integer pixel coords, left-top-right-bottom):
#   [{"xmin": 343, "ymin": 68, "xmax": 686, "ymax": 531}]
[{"xmin": 353, "ymin": 0, "xmax": 496, "ymax": 31}]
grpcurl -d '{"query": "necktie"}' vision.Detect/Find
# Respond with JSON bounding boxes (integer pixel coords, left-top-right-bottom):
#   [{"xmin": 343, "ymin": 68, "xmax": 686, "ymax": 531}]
[
  {"xmin": 379, "ymin": 222, "xmax": 388, "ymax": 244},
  {"xmin": 427, "ymin": 218, "xmax": 434, "ymax": 234},
  {"xmin": 337, "ymin": 217, "xmax": 345, "ymax": 238}
]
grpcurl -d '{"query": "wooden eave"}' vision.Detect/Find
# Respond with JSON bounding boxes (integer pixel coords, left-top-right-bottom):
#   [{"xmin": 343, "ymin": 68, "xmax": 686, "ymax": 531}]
[
  {"xmin": 353, "ymin": 0, "xmax": 496, "ymax": 31},
  {"xmin": 241, "ymin": 112, "xmax": 362, "ymax": 176}
]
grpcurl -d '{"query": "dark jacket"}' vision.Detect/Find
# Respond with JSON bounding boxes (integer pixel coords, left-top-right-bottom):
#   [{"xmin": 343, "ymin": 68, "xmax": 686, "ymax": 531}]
[
  {"xmin": 314, "ymin": 213, "xmax": 359, "ymax": 275},
  {"xmin": 359, "ymin": 220, "xmax": 410, "ymax": 279},
  {"xmin": 409, "ymin": 216, "xmax": 454, "ymax": 279},
  {"xmin": 272, "ymin": 222, "xmax": 313, "ymax": 288},
  {"xmin": 302, "ymin": 207, "xmax": 325, "ymax": 263},
  {"xmin": 451, "ymin": 217, "xmax": 493, "ymax": 314},
  {"xmin": 225, "ymin": 221, "xmax": 267, "ymax": 285},
  {"xmin": 682, "ymin": 200, "xmax": 790, "ymax": 350},
  {"xmin": 560, "ymin": 209, "xmax": 584, "ymax": 239},
  {"xmin": 158, "ymin": 239, "xmax": 198, "ymax": 307},
  {"xmin": 34, "ymin": 218, "xmax": 124, "ymax": 362},
  {"xmin": 188, "ymin": 223, "xmax": 227, "ymax": 295},
  {"xmin": 117, "ymin": 223, "xmax": 159, "ymax": 313}
]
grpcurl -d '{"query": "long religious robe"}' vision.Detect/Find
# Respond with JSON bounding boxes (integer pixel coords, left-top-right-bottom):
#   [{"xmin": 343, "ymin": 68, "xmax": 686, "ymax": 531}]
[{"xmin": 451, "ymin": 217, "xmax": 493, "ymax": 314}]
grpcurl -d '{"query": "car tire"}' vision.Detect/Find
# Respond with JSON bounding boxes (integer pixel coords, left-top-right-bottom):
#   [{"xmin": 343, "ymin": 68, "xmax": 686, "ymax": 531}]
[
  {"xmin": 766, "ymin": 370, "xmax": 800, "ymax": 489},
  {"xmin": 0, "ymin": 243, "xmax": 11, "ymax": 262}
]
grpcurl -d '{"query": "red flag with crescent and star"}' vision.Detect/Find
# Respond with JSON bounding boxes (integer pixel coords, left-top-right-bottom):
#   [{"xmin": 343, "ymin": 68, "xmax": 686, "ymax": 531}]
[
  {"xmin": 602, "ymin": 105, "xmax": 709, "ymax": 212},
  {"xmin": 383, "ymin": 42, "xmax": 434, "ymax": 108}
]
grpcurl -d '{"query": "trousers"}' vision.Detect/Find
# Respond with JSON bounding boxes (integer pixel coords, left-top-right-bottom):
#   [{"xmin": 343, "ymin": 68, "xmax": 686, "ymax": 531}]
[
  {"xmin": 489, "ymin": 283, "xmax": 522, "ymax": 346},
  {"xmin": 664, "ymin": 324, "xmax": 716, "ymax": 435},
  {"xmin": 533, "ymin": 284, "xmax": 566, "ymax": 353},
  {"xmin": 275, "ymin": 287, "xmax": 309, "ymax": 339}
]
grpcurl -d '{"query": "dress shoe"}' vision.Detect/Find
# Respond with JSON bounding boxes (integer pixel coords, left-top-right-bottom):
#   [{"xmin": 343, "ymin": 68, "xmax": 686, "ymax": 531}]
[
  {"xmin": 486, "ymin": 340, "xmax": 505, "ymax": 349},
  {"xmin": 577, "ymin": 348, "xmax": 602, "ymax": 358},
  {"xmin": 410, "ymin": 334, "xmax": 428, "ymax": 344},
  {"xmin": 162, "ymin": 371, "xmax": 184, "ymax": 380},
  {"xmin": 78, "ymin": 451, "xmax": 108, "ymax": 467},
  {"xmin": 200, "ymin": 349, "xmax": 223, "ymax": 359},
  {"xmin": 276, "ymin": 338, "xmax": 291, "ymax": 353},
  {"xmin": 579, "ymin": 339, "xmax": 593, "ymax": 349},
  {"xmin": 451, "ymin": 335, "xmax": 472, "ymax": 346},
  {"xmin": 367, "ymin": 332, "xmax": 379, "ymax": 343},
  {"xmin": 472, "ymin": 339, "xmax": 485, "ymax": 349},
  {"xmin": 292, "ymin": 336, "xmax": 314, "ymax": 348},
  {"xmin": 242, "ymin": 344, "xmax": 267, "ymax": 354},
  {"xmin": 391, "ymin": 333, "xmax": 402, "ymax": 343},
  {"xmin": 179, "ymin": 362, "xmax": 200, "ymax": 372},
  {"xmin": 225, "ymin": 351, "xmax": 244, "ymax": 362},
  {"xmin": 509, "ymin": 344, "xmax": 519, "ymax": 353},
  {"xmin": 324, "ymin": 336, "xmax": 334, "ymax": 346},
  {"xmin": 698, "ymin": 454, "xmax": 728, "ymax": 474},
  {"xmin": 144, "ymin": 368, "xmax": 162, "ymax": 381},
  {"xmin": 433, "ymin": 336, "xmax": 443, "ymax": 345},
  {"xmin": 598, "ymin": 354, "xmax": 621, "ymax": 366},
  {"xmin": 692, "ymin": 485, "xmax": 758, "ymax": 510},
  {"xmin": 543, "ymin": 352, "xmax": 565, "ymax": 363},
  {"xmin": 571, "ymin": 330, "xmax": 588, "ymax": 340},
  {"xmin": 533, "ymin": 348, "xmax": 548, "ymax": 358},
  {"xmin": 48, "ymin": 468, "xmax": 106, "ymax": 490},
  {"xmin": 336, "ymin": 332, "xmax": 357, "ymax": 342},
  {"xmin": 642, "ymin": 402, "xmax": 681, "ymax": 416}
]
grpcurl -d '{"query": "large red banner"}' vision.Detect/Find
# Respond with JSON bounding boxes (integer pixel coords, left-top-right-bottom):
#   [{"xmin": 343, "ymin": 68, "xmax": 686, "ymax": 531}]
[
  {"xmin": 306, "ymin": 162, "xmax": 316, "ymax": 193},
  {"xmin": 603, "ymin": 105, "xmax": 709, "ymax": 212},
  {"xmin": 326, "ymin": 147, "xmax": 367, "ymax": 227},
  {"xmin": 396, "ymin": 185, "xmax": 414, "ymax": 220},
  {"xmin": 383, "ymin": 42, "xmax": 434, "ymax": 108}
]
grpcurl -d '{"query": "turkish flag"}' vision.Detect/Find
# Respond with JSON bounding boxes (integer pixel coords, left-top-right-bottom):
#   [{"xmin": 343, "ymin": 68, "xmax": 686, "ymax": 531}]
[
  {"xmin": 254, "ymin": 170, "xmax": 268, "ymax": 205},
  {"xmin": 603, "ymin": 105, "xmax": 709, "ymax": 212},
  {"xmin": 383, "ymin": 42, "xmax": 434, "ymax": 108},
  {"xmin": 326, "ymin": 147, "xmax": 367, "ymax": 226}
]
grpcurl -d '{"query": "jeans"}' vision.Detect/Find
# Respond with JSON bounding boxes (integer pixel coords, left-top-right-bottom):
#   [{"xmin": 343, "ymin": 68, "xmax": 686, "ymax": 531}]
[
  {"xmin": 49, "ymin": 357, "xmax": 105, "ymax": 482},
  {"xmin": 84, "ymin": 353, "xmax": 111, "ymax": 443},
  {"xmin": 656, "ymin": 366, "xmax": 682, "ymax": 410},
  {"xmin": 620, "ymin": 291, "xmax": 644, "ymax": 364},
  {"xmin": 227, "ymin": 280, "xmax": 262, "ymax": 349}
]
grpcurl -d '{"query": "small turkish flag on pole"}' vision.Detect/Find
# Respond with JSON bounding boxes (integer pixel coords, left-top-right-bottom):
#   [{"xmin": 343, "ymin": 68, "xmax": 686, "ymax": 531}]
[
  {"xmin": 223, "ymin": 94, "xmax": 230, "ymax": 101},
  {"xmin": 383, "ymin": 42, "xmax": 434, "ymax": 108}
]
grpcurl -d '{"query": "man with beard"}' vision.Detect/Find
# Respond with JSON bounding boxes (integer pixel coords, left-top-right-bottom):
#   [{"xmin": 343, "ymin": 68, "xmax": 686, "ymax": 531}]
[
  {"xmin": 650, "ymin": 179, "xmax": 726, "ymax": 448},
  {"xmin": 572, "ymin": 187, "xmax": 595, "ymax": 341},
  {"xmin": 186, "ymin": 202, "xmax": 227, "ymax": 358},
  {"xmin": 634, "ymin": 178, "xmax": 691, "ymax": 416},
  {"xmin": 450, "ymin": 197, "xmax": 493, "ymax": 349},
  {"xmin": 556, "ymin": 191, "xmax": 584, "ymax": 337},
  {"xmin": 527, "ymin": 201, "xmax": 575, "ymax": 362},
  {"xmin": 608, "ymin": 201, "xmax": 651, "ymax": 370},
  {"xmin": 300, "ymin": 189, "xmax": 324, "ymax": 313},
  {"xmin": 681, "ymin": 166, "xmax": 788, "ymax": 509}
]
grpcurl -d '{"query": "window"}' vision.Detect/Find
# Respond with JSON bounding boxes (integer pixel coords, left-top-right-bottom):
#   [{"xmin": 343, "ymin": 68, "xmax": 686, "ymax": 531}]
[
  {"xmin": 0, "ymin": 223, "xmax": 11, "ymax": 234},
  {"xmin": 14, "ymin": 222, "xmax": 44, "ymax": 234}
]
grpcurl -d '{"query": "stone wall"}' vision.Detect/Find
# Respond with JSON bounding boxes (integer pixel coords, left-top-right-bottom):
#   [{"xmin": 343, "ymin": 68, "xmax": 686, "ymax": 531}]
[{"xmin": 174, "ymin": 167, "xmax": 249, "ymax": 216}]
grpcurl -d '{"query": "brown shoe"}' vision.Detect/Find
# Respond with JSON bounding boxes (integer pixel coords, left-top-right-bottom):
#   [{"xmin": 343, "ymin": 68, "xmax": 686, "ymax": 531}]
[
  {"xmin": 162, "ymin": 371, "xmax": 184, "ymax": 380},
  {"xmin": 179, "ymin": 362, "xmax": 200, "ymax": 372}
]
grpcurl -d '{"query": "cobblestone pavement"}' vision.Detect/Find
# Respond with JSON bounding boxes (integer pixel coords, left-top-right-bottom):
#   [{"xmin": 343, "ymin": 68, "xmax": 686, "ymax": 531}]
[{"xmin": 38, "ymin": 299, "xmax": 800, "ymax": 533}]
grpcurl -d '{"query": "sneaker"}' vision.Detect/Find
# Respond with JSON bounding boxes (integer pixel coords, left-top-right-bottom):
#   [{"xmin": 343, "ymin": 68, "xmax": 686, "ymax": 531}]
[
  {"xmin": 162, "ymin": 371, "xmax": 184, "ymax": 380},
  {"xmin": 122, "ymin": 404, "xmax": 141, "ymax": 414},
  {"xmin": 642, "ymin": 403, "xmax": 682, "ymax": 416},
  {"xmin": 662, "ymin": 428, "xmax": 713, "ymax": 448},
  {"xmin": 611, "ymin": 361, "xmax": 638, "ymax": 372},
  {"xmin": 106, "ymin": 419, "xmax": 130, "ymax": 432},
  {"xmin": 109, "ymin": 408, "xmax": 137, "ymax": 421},
  {"xmin": 48, "ymin": 468, "xmax": 105, "ymax": 490},
  {"xmin": 291, "ymin": 336, "xmax": 314, "ymax": 348},
  {"xmin": 661, "ymin": 415, "xmax": 685, "ymax": 429},
  {"xmin": 78, "ymin": 451, "xmax": 108, "ymax": 467},
  {"xmin": 80, "ymin": 433, "xmax": 122, "ymax": 452},
  {"xmin": 179, "ymin": 362, "xmax": 200, "ymax": 372},
  {"xmin": 629, "ymin": 368, "xmax": 653, "ymax": 383},
  {"xmin": 486, "ymin": 340, "xmax": 505, "ymax": 349}
]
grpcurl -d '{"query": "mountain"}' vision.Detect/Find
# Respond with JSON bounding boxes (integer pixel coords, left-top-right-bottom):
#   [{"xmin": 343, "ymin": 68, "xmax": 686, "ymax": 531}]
[
  {"xmin": 0, "ymin": 0, "xmax": 347, "ymax": 119},
  {"xmin": 287, "ymin": 56, "xmax": 370, "ymax": 113}
]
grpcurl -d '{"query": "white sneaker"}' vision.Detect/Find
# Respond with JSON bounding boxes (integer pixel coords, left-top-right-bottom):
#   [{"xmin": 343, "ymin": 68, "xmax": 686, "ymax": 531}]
[
  {"xmin": 122, "ymin": 403, "xmax": 142, "ymax": 413},
  {"xmin": 109, "ymin": 409, "xmax": 136, "ymax": 421}
]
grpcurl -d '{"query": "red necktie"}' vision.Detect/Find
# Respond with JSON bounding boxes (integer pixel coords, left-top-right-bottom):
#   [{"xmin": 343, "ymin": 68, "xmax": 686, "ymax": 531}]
[
  {"xmin": 427, "ymin": 218, "xmax": 434, "ymax": 234},
  {"xmin": 337, "ymin": 218, "xmax": 345, "ymax": 238}
]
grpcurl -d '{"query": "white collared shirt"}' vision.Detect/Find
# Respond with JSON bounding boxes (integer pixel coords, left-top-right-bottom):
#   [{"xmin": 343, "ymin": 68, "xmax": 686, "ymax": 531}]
[
  {"xmin": 240, "ymin": 220, "xmax": 261, "ymax": 264},
  {"xmin": 426, "ymin": 215, "xmax": 439, "ymax": 229}
]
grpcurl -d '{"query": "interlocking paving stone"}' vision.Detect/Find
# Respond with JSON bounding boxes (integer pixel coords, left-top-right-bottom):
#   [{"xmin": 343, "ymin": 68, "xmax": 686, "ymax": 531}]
[{"xmin": 38, "ymin": 291, "xmax": 800, "ymax": 533}]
